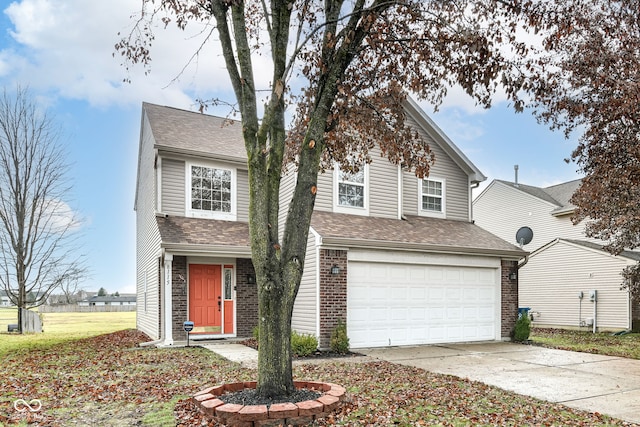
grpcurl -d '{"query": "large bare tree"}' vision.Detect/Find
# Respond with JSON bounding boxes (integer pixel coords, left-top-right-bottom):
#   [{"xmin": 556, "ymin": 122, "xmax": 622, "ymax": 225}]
[
  {"xmin": 118, "ymin": 0, "xmax": 563, "ymax": 398},
  {"xmin": 0, "ymin": 87, "xmax": 85, "ymax": 332}
]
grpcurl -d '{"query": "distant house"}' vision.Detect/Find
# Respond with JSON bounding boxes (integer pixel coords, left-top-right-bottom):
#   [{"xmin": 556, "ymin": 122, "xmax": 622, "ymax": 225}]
[
  {"xmin": 134, "ymin": 99, "xmax": 526, "ymax": 349},
  {"xmin": 473, "ymin": 178, "xmax": 640, "ymax": 331},
  {"xmin": 0, "ymin": 290, "xmax": 12, "ymax": 306},
  {"xmin": 78, "ymin": 294, "xmax": 137, "ymax": 307}
]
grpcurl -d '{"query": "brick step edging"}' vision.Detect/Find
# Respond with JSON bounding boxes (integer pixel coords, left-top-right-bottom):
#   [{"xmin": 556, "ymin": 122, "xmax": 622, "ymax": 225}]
[{"xmin": 193, "ymin": 380, "xmax": 346, "ymax": 426}]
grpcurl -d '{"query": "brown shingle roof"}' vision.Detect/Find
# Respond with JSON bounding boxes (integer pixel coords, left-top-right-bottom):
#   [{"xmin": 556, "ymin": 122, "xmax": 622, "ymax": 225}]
[
  {"xmin": 156, "ymin": 215, "xmax": 250, "ymax": 248},
  {"xmin": 311, "ymin": 211, "xmax": 525, "ymax": 257},
  {"xmin": 143, "ymin": 103, "xmax": 247, "ymax": 161}
]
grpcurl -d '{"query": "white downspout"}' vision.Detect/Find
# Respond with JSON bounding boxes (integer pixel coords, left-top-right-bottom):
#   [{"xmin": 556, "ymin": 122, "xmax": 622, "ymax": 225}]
[
  {"xmin": 163, "ymin": 253, "xmax": 174, "ymax": 346},
  {"xmin": 398, "ymin": 165, "xmax": 403, "ymax": 219}
]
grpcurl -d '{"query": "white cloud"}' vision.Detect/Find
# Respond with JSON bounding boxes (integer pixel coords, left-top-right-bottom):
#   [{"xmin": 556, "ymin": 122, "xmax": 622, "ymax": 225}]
[{"xmin": 2, "ymin": 0, "xmax": 276, "ymax": 110}]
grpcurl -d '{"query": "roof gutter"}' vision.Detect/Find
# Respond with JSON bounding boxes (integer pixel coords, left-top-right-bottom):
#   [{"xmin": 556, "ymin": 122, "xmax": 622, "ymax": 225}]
[
  {"xmin": 160, "ymin": 243, "xmax": 252, "ymax": 257},
  {"xmin": 156, "ymin": 146, "xmax": 247, "ymax": 166},
  {"xmin": 551, "ymin": 207, "xmax": 575, "ymax": 217},
  {"xmin": 320, "ymin": 236, "xmax": 526, "ymax": 260}
]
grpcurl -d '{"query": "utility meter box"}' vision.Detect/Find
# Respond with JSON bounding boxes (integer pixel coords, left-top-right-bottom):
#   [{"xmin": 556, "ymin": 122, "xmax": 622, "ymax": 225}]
[{"xmin": 589, "ymin": 290, "xmax": 597, "ymax": 301}]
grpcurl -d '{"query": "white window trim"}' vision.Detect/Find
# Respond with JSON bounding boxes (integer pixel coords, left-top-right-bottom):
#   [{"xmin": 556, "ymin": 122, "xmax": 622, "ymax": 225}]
[
  {"xmin": 185, "ymin": 161, "xmax": 237, "ymax": 221},
  {"xmin": 418, "ymin": 177, "xmax": 446, "ymax": 218},
  {"xmin": 333, "ymin": 163, "xmax": 369, "ymax": 216}
]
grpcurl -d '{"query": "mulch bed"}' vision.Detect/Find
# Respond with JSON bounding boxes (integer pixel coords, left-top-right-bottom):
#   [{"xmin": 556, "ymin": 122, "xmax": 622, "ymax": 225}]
[{"xmin": 219, "ymin": 387, "xmax": 321, "ymax": 407}]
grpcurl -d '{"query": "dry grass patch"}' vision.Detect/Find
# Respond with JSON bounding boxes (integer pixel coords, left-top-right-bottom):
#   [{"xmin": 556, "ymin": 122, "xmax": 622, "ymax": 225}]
[{"xmin": 531, "ymin": 327, "xmax": 640, "ymax": 359}]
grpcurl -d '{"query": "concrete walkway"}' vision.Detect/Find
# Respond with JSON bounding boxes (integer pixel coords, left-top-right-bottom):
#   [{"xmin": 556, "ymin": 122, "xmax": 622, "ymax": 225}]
[
  {"xmin": 200, "ymin": 341, "xmax": 640, "ymax": 424},
  {"xmin": 200, "ymin": 342, "xmax": 259, "ymax": 369},
  {"xmin": 362, "ymin": 342, "xmax": 640, "ymax": 425}
]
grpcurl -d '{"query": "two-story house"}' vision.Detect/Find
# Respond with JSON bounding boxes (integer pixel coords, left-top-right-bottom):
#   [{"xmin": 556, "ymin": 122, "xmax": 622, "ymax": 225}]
[
  {"xmin": 135, "ymin": 99, "xmax": 526, "ymax": 349},
  {"xmin": 473, "ymin": 179, "xmax": 640, "ymax": 331}
]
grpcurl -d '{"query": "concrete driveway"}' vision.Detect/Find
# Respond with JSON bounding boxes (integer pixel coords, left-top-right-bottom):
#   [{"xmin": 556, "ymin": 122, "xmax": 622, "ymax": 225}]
[{"xmin": 361, "ymin": 342, "xmax": 640, "ymax": 424}]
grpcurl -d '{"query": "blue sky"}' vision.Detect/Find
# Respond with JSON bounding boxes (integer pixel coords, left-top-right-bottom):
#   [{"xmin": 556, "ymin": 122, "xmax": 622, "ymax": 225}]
[{"xmin": 0, "ymin": 1, "xmax": 581, "ymax": 294}]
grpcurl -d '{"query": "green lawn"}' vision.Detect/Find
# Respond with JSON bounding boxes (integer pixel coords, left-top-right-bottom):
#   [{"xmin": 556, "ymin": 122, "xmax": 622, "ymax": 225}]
[
  {"xmin": 531, "ymin": 327, "xmax": 640, "ymax": 359},
  {"xmin": 0, "ymin": 311, "xmax": 136, "ymax": 357}
]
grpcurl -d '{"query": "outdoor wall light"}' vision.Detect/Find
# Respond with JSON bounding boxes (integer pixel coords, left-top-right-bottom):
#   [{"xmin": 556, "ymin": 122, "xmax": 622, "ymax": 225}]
[
  {"xmin": 509, "ymin": 272, "xmax": 517, "ymax": 280},
  {"xmin": 247, "ymin": 274, "xmax": 256, "ymax": 285},
  {"xmin": 330, "ymin": 265, "xmax": 341, "ymax": 275}
]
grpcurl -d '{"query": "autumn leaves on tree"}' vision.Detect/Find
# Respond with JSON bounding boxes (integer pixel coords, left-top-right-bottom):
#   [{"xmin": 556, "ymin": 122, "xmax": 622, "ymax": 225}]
[{"xmin": 117, "ymin": 0, "xmax": 640, "ymax": 397}]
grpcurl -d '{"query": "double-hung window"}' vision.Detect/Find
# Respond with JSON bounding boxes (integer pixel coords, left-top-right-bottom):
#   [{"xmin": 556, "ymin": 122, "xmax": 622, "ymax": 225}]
[
  {"xmin": 335, "ymin": 164, "xmax": 369, "ymax": 215},
  {"xmin": 419, "ymin": 178, "xmax": 445, "ymax": 217},
  {"xmin": 188, "ymin": 163, "xmax": 236, "ymax": 220}
]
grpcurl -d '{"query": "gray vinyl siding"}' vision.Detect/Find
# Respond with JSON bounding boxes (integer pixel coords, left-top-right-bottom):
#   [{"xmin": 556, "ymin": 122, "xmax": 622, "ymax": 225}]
[
  {"xmin": 401, "ymin": 114, "xmax": 470, "ymax": 221},
  {"xmin": 314, "ymin": 170, "xmax": 333, "ymax": 212},
  {"xmin": 136, "ymin": 113, "xmax": 162, "ymax": 339},
  {"xmin": 161, "ymin": 158, "xmax": 185, "ymax": 215},
  {"xmin": 368, "ymin": 146, "xmax": 399, "ymax": 219},
  {"xmin": 292, "ymin": 232, "xmax": 318, "ymax": 336},
  {"xmin": 160, "ymin": 157, "xmax": 249, "ymax": 221},
  {"xmin": 312, "ymin": 145, "xmax": 399, "ymax": 218},
  {"xmin": 237, "ymin": 168, "xmax": 249, "ymax": 222},
  {"xmin": 473, "ymin": 181, "xmax": 593, "ymax": 251},
  {"xmin": 278, "ymin": 169, "xmax": 297, "ymax": 239},
  {"xmin": 520, "ymin": 240, "xmax": 631, "ymax": 330}
]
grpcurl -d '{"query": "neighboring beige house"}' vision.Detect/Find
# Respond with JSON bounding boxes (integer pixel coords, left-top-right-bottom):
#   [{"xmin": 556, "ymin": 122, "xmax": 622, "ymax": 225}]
[
  {"xmin": 473, "ymin": 179, "xmax": 640, "ymax": 331},
  {"xmin": 134, "ymin": 99, "xmax": 526, "ymax": 349}
]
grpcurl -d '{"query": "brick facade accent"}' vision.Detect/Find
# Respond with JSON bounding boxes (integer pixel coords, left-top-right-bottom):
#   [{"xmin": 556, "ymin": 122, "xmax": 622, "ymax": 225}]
[
  {"xmin": 171, "ymin": 256, "xmax": 188, "ymax": 341},
  {"xmin": 501, "ymin": 259, "xmax": 519, "ymax": 339},
  {"xmin": 318, "ymin": 249, "xmax": 348, "ymax": 349},
  {"xmin": 166, "ymin": 257, "xmax": 258, "ymax": 341},
  {"xmin": 236, "ymin": 258, "xmax": 259, "ymax": 337}
]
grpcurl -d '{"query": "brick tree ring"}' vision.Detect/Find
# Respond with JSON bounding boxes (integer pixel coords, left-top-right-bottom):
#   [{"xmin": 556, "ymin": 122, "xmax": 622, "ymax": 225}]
[{"xmin": 192, "ymin": 381, "xmax": 346, "ymax": 426}]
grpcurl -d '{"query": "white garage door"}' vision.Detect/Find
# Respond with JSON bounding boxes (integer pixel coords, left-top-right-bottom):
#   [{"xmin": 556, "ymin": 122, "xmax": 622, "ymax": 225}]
[{"xmin": 348, "ymin": 261, "xmax": 499, "ymax": 348}]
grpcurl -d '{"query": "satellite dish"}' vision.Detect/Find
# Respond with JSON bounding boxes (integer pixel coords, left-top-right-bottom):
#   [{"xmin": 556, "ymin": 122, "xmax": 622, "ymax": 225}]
[{"xmin": 516, "ymin": 226, "xmax": 533, "ymax": 247}]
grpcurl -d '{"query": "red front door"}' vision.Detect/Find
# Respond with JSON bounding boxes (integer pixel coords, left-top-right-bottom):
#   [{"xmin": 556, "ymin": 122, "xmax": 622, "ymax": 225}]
[{"xmin": 189, "ymin": 264, "xmax": 221, "ymax": 334}]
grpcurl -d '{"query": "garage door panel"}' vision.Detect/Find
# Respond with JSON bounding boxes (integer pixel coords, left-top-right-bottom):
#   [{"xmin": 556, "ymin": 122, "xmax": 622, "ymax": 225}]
[
  {"xmin": 429, "ymin": 307, "xmax": 444, "ymax": 320},
  {"xmin": 478, "ymin": 306, "xmax": 494, "ymax": 319},
  {"xmin": 445, "ymin": 269, "xmax": 461, "ymax": 282},
  {"xmin": 429, "ymin": 287, "xmax": 444, "ymax": 300},
  {"xmin": 391, "ymin": 308, "xmax": 408, "ymax": 321},
  {"xmin": 446, "ymin": 288, "xmax": 461, "ymax": 301},
  {"xmin": 446, "ymin": 307, "xmax": 462, "ymax": 321},
  {"xmin": 348, "ymin": 261, "xmax": 498, "ymax": 348},
  {"xmin": 410, "ymin": 287, "xmax": 426, "ymax": 301},
  {"xmin": 429, "ymin": 268, "xmax": 444, "ymax": 282}
]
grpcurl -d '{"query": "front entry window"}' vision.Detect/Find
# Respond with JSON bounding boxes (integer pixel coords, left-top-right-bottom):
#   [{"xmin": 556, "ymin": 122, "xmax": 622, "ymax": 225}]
[{"xmin": 224, "ymin": 268, "xmax": 233, "ymax": 300}]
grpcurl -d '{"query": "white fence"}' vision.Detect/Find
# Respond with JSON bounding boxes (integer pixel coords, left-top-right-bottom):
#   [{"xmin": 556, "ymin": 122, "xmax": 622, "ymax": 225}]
[
  {"xmin": 39, "ymin": 304, "xmax": 137, "ymax": 313},
  {"xmin": 21, "ymin": 308, "xmax": 42, "ymax": 333}
]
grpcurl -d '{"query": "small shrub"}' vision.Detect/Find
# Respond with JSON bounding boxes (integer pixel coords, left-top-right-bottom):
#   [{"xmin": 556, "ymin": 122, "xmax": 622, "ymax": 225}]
[
  {"xmin": 514, "ymin": 313, "xmax": 531, "ymax": 342},
  {"xmin": 330, "ymin": 319, "xmax": 350, "ymax": 353},
  {"xmin": 291, "ymin": 331, "xmax": 318, "ymax": 356},
  {"xmin": 252, "ymin": 326, "xmax": 259, "ymax": 340}
]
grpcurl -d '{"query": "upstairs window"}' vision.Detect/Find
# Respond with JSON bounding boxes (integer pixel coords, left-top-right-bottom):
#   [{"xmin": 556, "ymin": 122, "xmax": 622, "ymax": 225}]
[
  {"xmin": 338, "ymin": 168, "xmax": 365, "ymax": 208},
  {"xmin": 419, "ymin": 178, "xmax": 445, "ymax": 217},
  {"xmin": 335, "ymin": 164, "xmax": 369, "ymax": 215},
  {"xmin": 188, "ymin": 163, "xmax": 236, "ymax": 220}
]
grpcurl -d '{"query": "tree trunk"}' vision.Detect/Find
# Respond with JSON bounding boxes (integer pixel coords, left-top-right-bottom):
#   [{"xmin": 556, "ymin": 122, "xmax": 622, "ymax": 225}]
[{"xmin": 256, "ymin": 275, "xmax": 294, "ymax": 397}]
